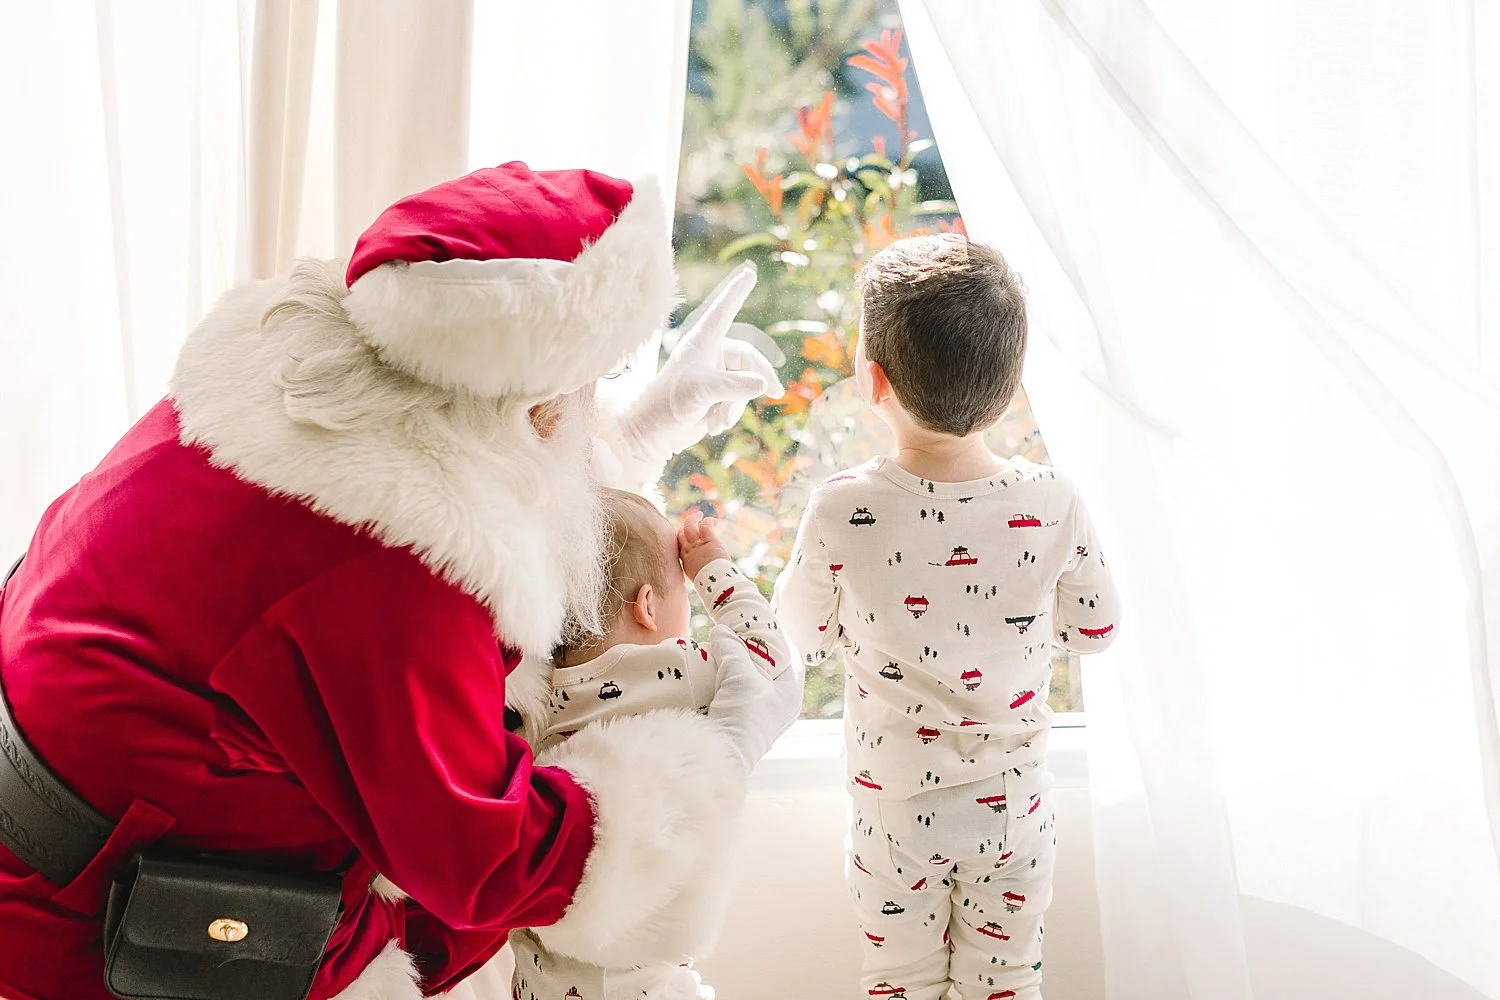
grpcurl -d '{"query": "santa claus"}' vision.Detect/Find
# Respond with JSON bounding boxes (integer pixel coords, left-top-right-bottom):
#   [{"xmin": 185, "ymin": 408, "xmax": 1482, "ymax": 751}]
[{"xmin": 0, "ymin": 163, "xmax": 800, "ymax": 999}]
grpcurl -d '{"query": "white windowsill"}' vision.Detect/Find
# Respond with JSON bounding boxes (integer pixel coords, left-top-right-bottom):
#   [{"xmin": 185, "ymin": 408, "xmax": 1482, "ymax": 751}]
[{"xmin": 748, "ymin": 716, "xmax": 1090, "ymax": 796}]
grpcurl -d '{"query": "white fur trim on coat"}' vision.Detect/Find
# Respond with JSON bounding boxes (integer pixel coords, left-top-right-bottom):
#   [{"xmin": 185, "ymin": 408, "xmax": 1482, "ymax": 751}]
[
  {"xmin": 534, "ymin": 710, "xmax": 746, "ymax": 970},
  {"xmin": 342, "ymin": 180, "xmax": 677, "ymax": 399},
  {"xmin": 171, "ymin": 263, "xmax": 589, "ymax": 657},
  {"xmin": 330, "ymin": 940, "xmax": 421, "ymax": 1000}
]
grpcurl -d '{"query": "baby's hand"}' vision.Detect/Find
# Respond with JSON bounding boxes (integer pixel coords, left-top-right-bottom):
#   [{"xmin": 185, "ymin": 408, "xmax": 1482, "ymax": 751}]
[{"xmin": 678, "ymin": 510, "xmax": 732, "ymax": 579}]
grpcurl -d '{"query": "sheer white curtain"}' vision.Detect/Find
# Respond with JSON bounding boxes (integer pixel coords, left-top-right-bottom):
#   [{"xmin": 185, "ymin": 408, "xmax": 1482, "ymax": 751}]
[
  {"xmin": 900, "ymin": 2, "xmax": 1500, "ymax": 998},
  {"xmin": 0, "ymin": 0, "xmax": 252, "ymax": 559}
]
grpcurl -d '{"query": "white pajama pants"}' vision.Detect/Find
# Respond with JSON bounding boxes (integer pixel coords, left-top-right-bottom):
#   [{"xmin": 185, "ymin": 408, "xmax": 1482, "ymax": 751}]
[
  {"xmin": 507, "ymin": 929, "xmax": 713, "ymax": 1000},
  {"xmin": 848, "ymin": 766, "xmax": 1057, "ymax": 1000}
]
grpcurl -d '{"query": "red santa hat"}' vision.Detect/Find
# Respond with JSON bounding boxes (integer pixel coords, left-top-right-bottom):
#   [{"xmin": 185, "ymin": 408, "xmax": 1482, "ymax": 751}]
[{"xmin": 341, "ymin": 161, "xmax": 676, "ymax": 399}]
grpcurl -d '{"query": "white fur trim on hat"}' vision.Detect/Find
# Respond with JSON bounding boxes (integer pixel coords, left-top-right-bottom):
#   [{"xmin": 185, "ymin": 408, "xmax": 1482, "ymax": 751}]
[
  {"xmin": 342, "ymin": 180, "xmax": 677, "ymax": 400},
  {"xmin": 534, "ymin": 710, "xmax": 746, "ymax": 969}
]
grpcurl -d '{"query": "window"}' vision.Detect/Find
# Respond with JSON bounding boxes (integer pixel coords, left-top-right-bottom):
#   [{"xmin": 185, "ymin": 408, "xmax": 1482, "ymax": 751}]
[{"xmin": 667, "ymin": 0, "xmax": 1082, "ymax": 720}]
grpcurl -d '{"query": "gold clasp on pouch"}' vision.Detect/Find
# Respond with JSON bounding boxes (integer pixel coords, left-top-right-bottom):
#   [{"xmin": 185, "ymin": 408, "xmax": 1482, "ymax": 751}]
[{"xmin": 207, "ymin": 918, "xmax": 249, "ymax": 943}]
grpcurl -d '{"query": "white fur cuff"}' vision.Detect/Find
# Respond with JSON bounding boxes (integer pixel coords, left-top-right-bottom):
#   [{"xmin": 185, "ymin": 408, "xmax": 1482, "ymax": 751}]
[{"xmin": 534, "ymin": 710, "xmax": 747, "ymax": 969}]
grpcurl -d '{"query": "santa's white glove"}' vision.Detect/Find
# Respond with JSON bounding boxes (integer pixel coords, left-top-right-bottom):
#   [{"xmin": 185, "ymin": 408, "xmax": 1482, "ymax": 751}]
[
  {"xmin": 706, "ymin": 625, "xmax": 805, "ymax": 775},
  {"xmin": 617, "ymin": 263, "xmax": 784, "ymax": 474}
]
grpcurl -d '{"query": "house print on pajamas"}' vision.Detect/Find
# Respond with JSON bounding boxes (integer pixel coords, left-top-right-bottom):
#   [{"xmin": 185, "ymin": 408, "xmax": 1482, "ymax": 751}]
[
  {"xmin": 961, "ymin": 668, "xmax": 983, "ymax": 691},
  {"xmin": 905, "ymin": 595, "xmax": 930, "ymax": 618}
]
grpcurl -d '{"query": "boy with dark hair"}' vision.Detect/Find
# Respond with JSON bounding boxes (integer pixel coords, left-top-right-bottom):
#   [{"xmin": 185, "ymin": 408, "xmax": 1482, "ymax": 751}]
[{"xmin": 775, "ymin": 235, "xmax": 1120, "ymax": 1000}]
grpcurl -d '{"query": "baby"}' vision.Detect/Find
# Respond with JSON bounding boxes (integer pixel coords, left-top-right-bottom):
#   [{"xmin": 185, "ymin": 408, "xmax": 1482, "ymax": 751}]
[
  {"xmin": 510, "ymin": 488, "xmax": 792, "ymax": 1000},
  {"xmin": 774, "ymin": 235, "xmax": 1120, "ymax": 1000}
]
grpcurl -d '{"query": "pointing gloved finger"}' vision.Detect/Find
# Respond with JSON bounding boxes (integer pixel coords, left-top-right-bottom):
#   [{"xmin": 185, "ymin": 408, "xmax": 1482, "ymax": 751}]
[{"xmin": 673, "ymin": 263, "xmax": 759, "ymax": 357}]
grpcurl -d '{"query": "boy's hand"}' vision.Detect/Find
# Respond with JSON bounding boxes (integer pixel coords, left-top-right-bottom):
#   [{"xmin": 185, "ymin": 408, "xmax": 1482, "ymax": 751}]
[{"xmin": 678, "ymin": 510, "xmax": 732, "ymax": 579}]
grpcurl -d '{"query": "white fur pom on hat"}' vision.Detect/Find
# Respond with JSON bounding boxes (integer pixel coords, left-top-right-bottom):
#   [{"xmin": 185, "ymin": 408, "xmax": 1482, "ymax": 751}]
[{"xmin": 341, "ymin": 161, "xmax": 677, "ymax": 399}]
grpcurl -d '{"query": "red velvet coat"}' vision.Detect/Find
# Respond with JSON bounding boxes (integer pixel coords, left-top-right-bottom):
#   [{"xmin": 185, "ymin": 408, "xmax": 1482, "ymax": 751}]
[{"xmin": 0, "ymin": 266, "xmax": 745, "ymax": 999}]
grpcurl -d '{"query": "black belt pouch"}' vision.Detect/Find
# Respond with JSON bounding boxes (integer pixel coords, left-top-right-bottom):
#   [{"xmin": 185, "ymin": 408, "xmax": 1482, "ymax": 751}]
[{"xmin": 103, "ymin": 852, "xmax": 343, "ymax": 1000}]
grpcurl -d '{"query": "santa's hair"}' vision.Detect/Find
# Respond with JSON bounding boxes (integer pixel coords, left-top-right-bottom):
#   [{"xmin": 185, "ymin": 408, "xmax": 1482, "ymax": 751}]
[{"xmin": 243, "ymin": 257, "xmax": 610, "ymax": 644}]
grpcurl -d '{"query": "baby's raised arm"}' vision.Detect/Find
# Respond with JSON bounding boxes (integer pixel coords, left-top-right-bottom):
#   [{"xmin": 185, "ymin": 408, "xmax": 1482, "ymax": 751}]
[{"xmin": 679, "ymin": 512, "xmax": 793, "ymax": 679}]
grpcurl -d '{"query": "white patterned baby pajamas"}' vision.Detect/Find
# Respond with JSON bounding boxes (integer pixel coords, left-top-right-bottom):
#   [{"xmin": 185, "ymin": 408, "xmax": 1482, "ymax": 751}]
[
  {"xmin": 774, "ymin": 457, "xmax": 1119, "ymax": 1000},
  {"xmin": 511, "ymin": 559, "xmax": 791, "ymax": 1000}
]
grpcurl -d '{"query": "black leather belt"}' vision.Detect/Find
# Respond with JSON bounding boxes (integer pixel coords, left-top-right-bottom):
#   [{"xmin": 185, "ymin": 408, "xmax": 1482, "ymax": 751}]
[{"xmin": 0, "ymin": 555, "xmax": 114, "ymax": 885}]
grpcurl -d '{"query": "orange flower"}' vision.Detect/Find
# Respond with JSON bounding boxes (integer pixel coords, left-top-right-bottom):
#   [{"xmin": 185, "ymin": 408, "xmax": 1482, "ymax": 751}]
[
  {"xmin": 848, "ymin": 29, "xmax": 909, "ymax": 127},
  {"xmin": 937, "ymin": 217, "xmax": 969, "ymax": 238},
  {"xmin": 734, "ymin": 451, "xmax": 813, "ymax": 496},
  {"xmin": 741, "ymin": 161, "xmax": 784, "ymax": 216},
  {"xmin": 790, "ymin": 91, "xmax": 835, "ymax": 165},
  {"xmin": 776, "ymin": 368, "xmax": 825, "ymax": 415},
  {"xmin": 863, "ymin": 212, "xmax": 897, "ymax": 251},
  {"xmin": 802, "ymin": 332, "xmax": 847, "ymax": 370}
]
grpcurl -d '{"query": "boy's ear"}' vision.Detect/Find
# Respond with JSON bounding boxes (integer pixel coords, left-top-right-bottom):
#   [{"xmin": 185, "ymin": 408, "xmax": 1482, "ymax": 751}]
[
  {"xmin": 868, "ymin": 359, "xmax": 894, "ymax": 404},
  {"xmin": 629, "ymin": 583, "xmax": 658, "ymax": 631}
]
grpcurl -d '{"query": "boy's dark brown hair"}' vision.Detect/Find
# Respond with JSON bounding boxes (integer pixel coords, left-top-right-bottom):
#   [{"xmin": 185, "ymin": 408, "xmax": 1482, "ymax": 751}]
[{"xmin": 857, "ymin": 234, "xmax": 1027, "ymax": 436}]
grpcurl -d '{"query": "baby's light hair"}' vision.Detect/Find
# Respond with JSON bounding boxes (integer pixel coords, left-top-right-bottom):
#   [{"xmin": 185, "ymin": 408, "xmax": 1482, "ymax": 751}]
[{"xmin": 555, "ymin": 488, "xmax": 675, "ymax": 657}]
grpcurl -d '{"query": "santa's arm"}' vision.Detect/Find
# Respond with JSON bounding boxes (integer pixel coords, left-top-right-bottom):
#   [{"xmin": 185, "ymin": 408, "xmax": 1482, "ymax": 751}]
[{"xmin": 222, "ymin": 547, "xmax": 749, "ymax": 982}]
